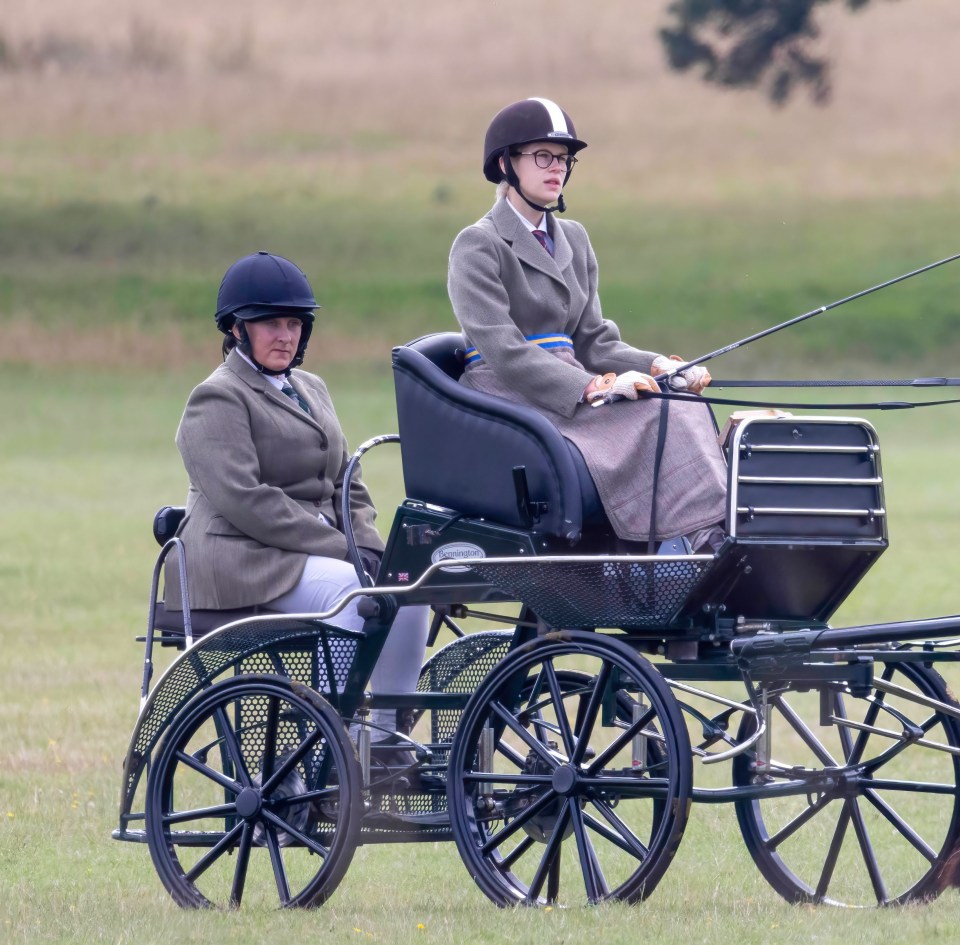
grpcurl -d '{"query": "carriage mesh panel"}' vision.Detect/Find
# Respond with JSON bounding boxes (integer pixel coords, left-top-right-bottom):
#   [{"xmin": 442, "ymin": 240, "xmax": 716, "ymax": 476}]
[
  {"xmin": 122, "ymin": 618, "xmax": 365, "ymax": 811},
  {"xmin": 470, "ymin": 558, "xmax": 712, "ymax": 629},
  {"xmin": 360, "ymin": 631, "xmax": 514, "ymax": 837}
]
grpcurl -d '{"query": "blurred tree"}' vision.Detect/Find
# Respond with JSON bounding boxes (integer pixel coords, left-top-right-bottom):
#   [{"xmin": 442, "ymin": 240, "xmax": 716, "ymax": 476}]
[{"xmin": 660, "ymin": 0, "xmax": 898, "ymax": 105}]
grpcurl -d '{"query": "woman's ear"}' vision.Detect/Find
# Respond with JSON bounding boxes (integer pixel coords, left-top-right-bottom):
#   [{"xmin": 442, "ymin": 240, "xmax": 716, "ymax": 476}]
[{"xmin": 232, "ymin": 323, "xmax": 242, "ymax": 340}]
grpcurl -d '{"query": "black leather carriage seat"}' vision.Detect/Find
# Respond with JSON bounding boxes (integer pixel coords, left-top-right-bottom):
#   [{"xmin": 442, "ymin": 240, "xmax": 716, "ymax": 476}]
[{"xmin": 392, "ymin": 332, "xmax": 603, "ymax": 544}]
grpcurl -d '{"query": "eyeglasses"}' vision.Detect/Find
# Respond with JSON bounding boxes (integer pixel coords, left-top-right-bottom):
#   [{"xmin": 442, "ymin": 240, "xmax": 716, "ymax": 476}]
[{"xmin": 513, "ymin": 149, "xmax": 578, "ymax": 170}]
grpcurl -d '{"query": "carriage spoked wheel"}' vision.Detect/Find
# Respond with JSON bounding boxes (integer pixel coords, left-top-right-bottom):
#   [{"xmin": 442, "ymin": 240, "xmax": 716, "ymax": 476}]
[
  {"xmin": 146, "ymin": 674, "xmax": 361, "ymax": 909},
  {"xmin": 733, "ymin": 658, "xmax": 960, "ymax": 906},
  {"xmin": 447, "ymin": 631, "xmax": 692, "ymax": 906}
]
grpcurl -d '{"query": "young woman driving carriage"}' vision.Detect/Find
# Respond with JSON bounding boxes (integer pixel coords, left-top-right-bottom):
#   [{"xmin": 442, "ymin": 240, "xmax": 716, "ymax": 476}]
[
  {"xmin": 447, "ymin": 98, "xmax": 728, "ymax": 551},
  {"xmin": 164, "ymin": 250, "xmax": 429, "ymax": 738}
]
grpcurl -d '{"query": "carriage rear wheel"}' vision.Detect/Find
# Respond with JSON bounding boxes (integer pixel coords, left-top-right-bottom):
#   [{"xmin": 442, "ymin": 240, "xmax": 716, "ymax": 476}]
[
  {"xmin": 146, "ymin": 674, "xmax": 361, "ymax": 909},
  {"xmin": 447, "ymin": 632, "xmax": 692, "ymax": 906},
  {"xmin": 733, "ymin": 658, "xmax": 960, "ymax": 906}
]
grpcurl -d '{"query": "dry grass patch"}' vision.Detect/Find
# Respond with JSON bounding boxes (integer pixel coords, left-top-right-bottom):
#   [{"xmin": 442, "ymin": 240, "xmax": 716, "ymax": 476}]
[{"xmin": 2, "ymin": 0, "xmax": 960, "ymax": 201}]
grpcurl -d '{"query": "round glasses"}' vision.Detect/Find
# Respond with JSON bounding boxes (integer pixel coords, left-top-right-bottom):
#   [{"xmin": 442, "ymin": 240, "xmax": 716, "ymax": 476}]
[{"xmin": 513, "ymin": 149, "xmax": 578, "ymax": 170}]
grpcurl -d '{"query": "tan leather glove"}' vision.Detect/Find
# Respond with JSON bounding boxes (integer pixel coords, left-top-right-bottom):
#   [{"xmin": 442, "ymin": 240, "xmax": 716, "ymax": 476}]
[{"xmin": 584, "ymin": 372, "xmax": 616, "ymax": 404}]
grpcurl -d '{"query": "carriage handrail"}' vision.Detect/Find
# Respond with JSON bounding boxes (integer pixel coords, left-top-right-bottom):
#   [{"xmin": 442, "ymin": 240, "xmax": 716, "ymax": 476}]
[
  {"xmin": 142, "ymin": 536, "xmax": 192, "ymax": 706},
  {"xmin": 341, "ymin": 433, "xmax": 401, "ymax": 589}
]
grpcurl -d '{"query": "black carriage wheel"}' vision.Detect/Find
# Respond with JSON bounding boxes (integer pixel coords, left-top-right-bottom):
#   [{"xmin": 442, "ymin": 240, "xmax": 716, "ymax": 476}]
[
  {"xmin": 146, "ymin": 674, "xmax": 361, "ymax": 909},
  {"xmin": 733, "ymin": 659, "xmax": 960, "ymax": 906},
  {"xmin": 447, "ymin": 632, "xmax": 692, "ymax": 907}
]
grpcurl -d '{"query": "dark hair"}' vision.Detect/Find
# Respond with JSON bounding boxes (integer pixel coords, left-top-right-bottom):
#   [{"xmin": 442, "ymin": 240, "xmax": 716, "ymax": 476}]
[{"xmin": 221, "ymin": 331, "xmax": 238, "ymax": 361}]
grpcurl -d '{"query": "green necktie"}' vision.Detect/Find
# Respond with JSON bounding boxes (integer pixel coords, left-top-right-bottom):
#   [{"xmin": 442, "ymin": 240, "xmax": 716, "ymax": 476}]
[{"xmin": 281, "ymin": 383, "xmax": 311, "ymax": 414}]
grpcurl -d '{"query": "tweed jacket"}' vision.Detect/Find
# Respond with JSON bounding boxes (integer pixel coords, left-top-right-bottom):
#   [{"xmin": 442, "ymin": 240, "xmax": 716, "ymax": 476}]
[
  {"xmin": 449, "ymin": 198, "xmax": 660, "ymax": 419},
  {"xmin": 164, "ymin": 348, "xmax": 383, "ymax": 610},
  {"xmin": 447, "ymin": 197, "xmax": 728, "ymax": 542}
]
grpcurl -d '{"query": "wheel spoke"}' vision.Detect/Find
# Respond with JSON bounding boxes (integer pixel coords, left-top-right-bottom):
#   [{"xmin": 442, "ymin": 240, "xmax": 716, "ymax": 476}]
[
  {"xmin": 570, "ymin": 661, "xmax": 611, "ymax": 765},
  {"xmin": 264, "ymin": 826, "xmax": 292, "ymax": 904},
  {"xmin": 480, "ymin": 787, "xmax": 560, "ymax": 855},
  {"xmin": 173, "ymin": 749, "xmax": 241, "ymax": 794},
  {"xmin": 543, "ymin": 660, "xmax": 576, "ymax": 757},
  {"xmin": 183, "ymin": 820, "xmax": 246, "ymax": 882},
  {"xmin": 774, "ymin": 695, "xmax": 839, "ymax": 768},
  {"xmin": 863, "ymin": 789, "xmax": 938, "ymax": 862},
  {"xmin": 490, "ymin": 700, "xmax": 560, "ymax": 770},
  {"xmin": 586, "ymin": 707, "xmax": 657, "ymax": 775},
  {"xmin": 584, "ymin": 802, "xmax": 650, "ymax": 860},
  {"xmin": 261, "ymin": 809, "xmax": 331, "ymax": 858},
  {"xmin": 546, "ymin": 846, "xmax": 561, "ymax": 903},
  {"xmin": 848, "ymin": 796, "xmax": 888, "ymax": 904},
  {"xmin": 493, "ymin": 736, "xmax": 528, "ymax": 771},
  {"xmin": 760, "ymin": 793, "xmax": 835, "ymax": 851},
  {"xmin": 497, "ymin": 834, "xmax": 536, "ymax": 871},
  {"xmin": 526, "ymin": 803, "xmax": 570, "ymax": 902},
  {"xmin": 570, "ymin": 800, "xmax": 609, "ymax": 902},
  {"xmin": 213, "ymin": 705, "xmax": 254, "ymax": 787},
  {"xmin": 814, "ymin": 798, "xmax": 852, "ymax": 900},
  {"xmin": 162, "ymin": 801, "xmax": 237, "ymax": 827},
  {"xmin": 229, "ymin": 823, "xmax": 254, "ymax": 907},
  {"xmin": 260, "ymin": 727, "xmax": 324, "ymax": 795},
  {"xmin": 260, "ymin": 696, "xmax": 281, "ymax": 783}
]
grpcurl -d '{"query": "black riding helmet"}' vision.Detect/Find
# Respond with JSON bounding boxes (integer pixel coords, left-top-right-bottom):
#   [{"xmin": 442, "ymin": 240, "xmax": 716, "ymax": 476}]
[
  {"xmin": 214, "ymin": 251, "xmax": 317, "ymax": 375},
  {"xmin": 483, "ymin": 97, "xmax": 587, "ymax": 214}
]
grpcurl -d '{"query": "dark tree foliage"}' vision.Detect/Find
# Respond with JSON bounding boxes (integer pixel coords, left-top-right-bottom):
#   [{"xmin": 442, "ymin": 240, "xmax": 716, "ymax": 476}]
[{"xmin": 660, "ymin": 0, "xmax": 896, "ymax": 105}]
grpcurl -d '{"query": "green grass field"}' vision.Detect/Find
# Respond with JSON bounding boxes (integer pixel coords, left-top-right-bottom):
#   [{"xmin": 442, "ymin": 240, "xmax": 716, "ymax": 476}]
[
  {"xmin": 4, "ymin": 359, "xmax": 960, "ymax": 944},
  {"xmin": 5, "ymin": 1, "xmax": 960, "ymax": 941}
]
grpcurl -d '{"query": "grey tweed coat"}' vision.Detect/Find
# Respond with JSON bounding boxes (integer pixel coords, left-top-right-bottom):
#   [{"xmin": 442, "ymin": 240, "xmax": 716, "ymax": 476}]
[
  {"xmin": 164, "ymin": 348, "xmax": 383, "ymax": 610},
  {"xmin": 447, "ymin": 197, "xmax": 727, "ymax": 542}
]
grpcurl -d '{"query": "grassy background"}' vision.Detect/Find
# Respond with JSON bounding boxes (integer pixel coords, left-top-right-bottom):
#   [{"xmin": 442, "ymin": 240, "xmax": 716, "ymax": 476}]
[{"xmin": 4, "ymin": 0, "xmax": 960, "ymax": 941}]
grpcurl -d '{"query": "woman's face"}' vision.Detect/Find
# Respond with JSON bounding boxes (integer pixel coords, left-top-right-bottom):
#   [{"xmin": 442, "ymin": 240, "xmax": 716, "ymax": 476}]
[
  {"xmin": 236, "ymin": 316, "xmax": 303, "ymax": 372},
  {"xmin": 508, "ymin": 141, "xmax": 571, "ymax": 207}
]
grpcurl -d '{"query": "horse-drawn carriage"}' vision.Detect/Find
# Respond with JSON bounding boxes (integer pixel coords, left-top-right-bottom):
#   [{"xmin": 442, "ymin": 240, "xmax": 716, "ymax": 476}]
[{"xmin": 113, "ymin": 331, "xmax": 960, "ymax": 910}]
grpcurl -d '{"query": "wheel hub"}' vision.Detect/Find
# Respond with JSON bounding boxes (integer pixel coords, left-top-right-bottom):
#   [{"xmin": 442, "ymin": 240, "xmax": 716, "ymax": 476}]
[
  {"xmin": 552, "ymin": 763, "xmax": 579, "ymax": 796},
  {"xmin": 236, "ymin": 786, "xmax": 262, "ymax": 819}
]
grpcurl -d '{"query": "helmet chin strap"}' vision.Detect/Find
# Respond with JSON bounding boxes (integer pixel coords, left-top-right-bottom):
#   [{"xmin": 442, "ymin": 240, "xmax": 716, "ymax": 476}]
[{"xmin": 501, "ymin": 148, "xmax": 569, "ymax": 215}]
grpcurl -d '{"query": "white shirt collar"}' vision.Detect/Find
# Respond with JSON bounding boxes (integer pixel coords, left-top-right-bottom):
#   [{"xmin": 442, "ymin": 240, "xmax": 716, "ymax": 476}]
[{"xmin": 504, "ymin": 196, "xmax": 546, "ymax": 233}]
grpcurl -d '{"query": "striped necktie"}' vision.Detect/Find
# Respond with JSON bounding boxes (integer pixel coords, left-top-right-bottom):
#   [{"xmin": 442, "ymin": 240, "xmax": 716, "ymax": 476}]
[
  {"xmin": 532, "ymin": 229, "xmax": 553, "ymax": 256},
  {"xmin": 281, "ymin": 383, "xmax": 311, "ymax": 414}
]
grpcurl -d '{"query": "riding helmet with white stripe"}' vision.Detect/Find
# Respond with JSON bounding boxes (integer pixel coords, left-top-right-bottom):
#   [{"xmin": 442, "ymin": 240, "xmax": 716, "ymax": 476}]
[{"xmin": 482, "ymin": 97, "xmax": 587, "ymax": 213}]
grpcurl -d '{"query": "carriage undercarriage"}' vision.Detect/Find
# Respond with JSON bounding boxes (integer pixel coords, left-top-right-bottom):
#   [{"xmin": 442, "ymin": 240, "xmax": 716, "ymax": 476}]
[{"xmin": 114, "ymin": 335, "xmax": 960, "ymax": 910}]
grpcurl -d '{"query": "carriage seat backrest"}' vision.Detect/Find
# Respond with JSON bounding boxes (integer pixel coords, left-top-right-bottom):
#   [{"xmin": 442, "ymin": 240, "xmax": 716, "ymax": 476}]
[{"xmin": 392, "ymin": 332, "xmax": 590, "ymax": 542}]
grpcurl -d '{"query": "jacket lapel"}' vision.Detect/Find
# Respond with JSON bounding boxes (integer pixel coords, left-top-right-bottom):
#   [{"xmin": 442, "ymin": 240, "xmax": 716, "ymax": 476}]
[
  {"xmin": 490, "ymin": 199, "xmax": 568, "ymax": 288},
  {"xmin": 550, "ymin": 216, "xmax": 573, "ymax": 273},
  {"xmin": 226, "ymin": 349, "xmax": 325, "ymax": 433}
]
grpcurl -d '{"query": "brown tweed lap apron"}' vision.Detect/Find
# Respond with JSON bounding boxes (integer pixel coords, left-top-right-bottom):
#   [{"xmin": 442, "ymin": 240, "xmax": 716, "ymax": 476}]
[{"xmin": 462, "ymin": 348, "xmax": 728, "ymax": 542}]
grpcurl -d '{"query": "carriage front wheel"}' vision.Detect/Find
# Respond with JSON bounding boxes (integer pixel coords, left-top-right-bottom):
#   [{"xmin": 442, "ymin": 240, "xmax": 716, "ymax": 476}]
[
  {"xmin": 146, "ymin": 674, "xmax": 361, "ymax": 909},
  {"xmin": 733, "ymin": 658, "xmax": 960, "ymax": 906},
  {"xmin": 446, "ymin": 631, "xmax": 692, "ymax": 906}
]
